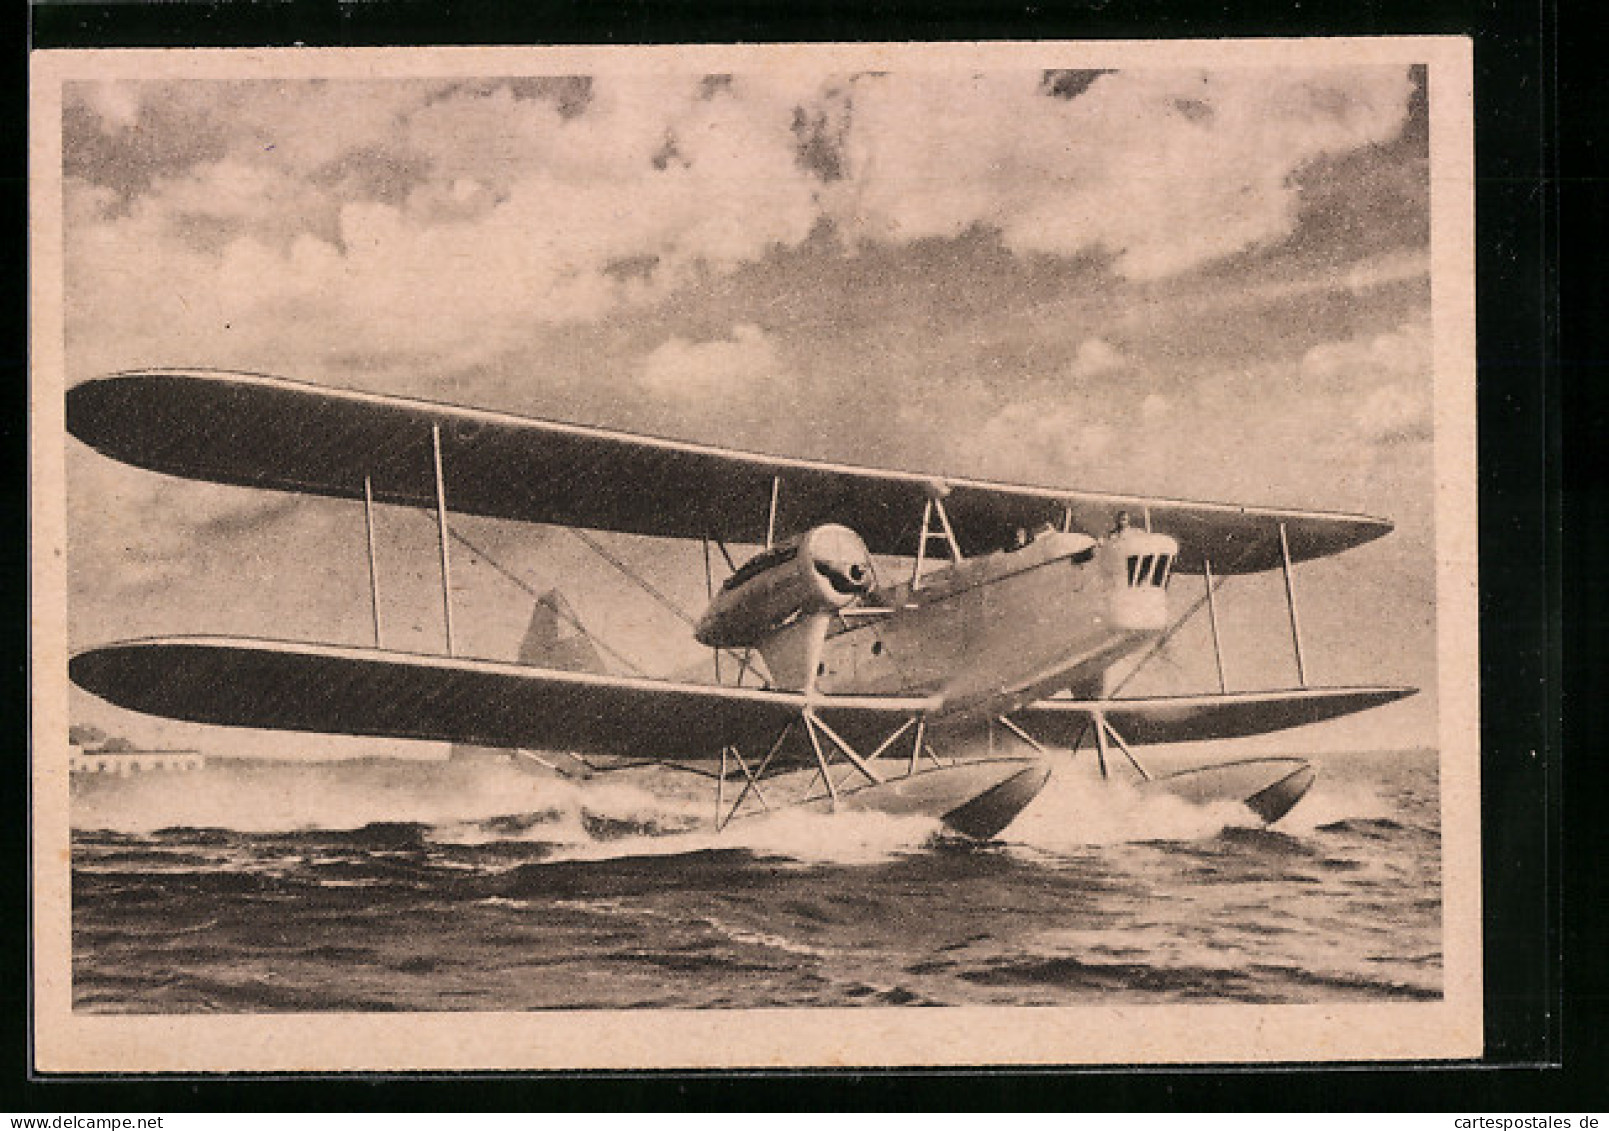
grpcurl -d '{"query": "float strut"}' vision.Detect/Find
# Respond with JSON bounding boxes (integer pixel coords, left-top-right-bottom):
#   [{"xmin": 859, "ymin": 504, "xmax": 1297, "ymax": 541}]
[
  {"xmin": 803, "ymin": 715, "xmax": 839, "ymax": 806},
  {"xmin": 1091, "ymin": 712, "xmax": 1111, "ymax": 780},
  {"xmin": 808, "ymin": 711, "xmax": 884, "ymax": 785},
  {"xmin": 997, "ymin": 715, "xmax": 1050, "ymax": 757},
  {"xmin": 717, "ymin": 746, "xmax": 728, "ymax": 828},
  {"xmin": 1101, "ymin": 718, "xmax": 1152, "ymax": 781},
  {"xmin": 867, "ymin": 717, "xmax": 918, "ymax": 764},
  {"xmin": 720, "ymin": 727, "xmax": 787, "ymax": 829},
  {"xmin": 908, "ymin": 717, "xmax": 928, "ymax": 776}
]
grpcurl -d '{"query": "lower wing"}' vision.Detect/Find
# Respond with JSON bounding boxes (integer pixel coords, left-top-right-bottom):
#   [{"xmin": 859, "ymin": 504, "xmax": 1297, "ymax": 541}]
[
  {"xmin": 1013, "ymin": 686, "xmax": 1416, "ymax": 745},
  {"xmin": 70, "ymin": 636, "xmax": 1414, "ymax": 760},
  {"xmin": 67, "ymin": 636, "xmax": 933, "ymax": 763}
]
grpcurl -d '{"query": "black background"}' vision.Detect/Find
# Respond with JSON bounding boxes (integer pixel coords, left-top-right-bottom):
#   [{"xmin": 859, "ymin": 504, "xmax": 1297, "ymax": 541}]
[{"xmin": 9, "ymin": 0, "xmax": 1583, "ymax": 1111}]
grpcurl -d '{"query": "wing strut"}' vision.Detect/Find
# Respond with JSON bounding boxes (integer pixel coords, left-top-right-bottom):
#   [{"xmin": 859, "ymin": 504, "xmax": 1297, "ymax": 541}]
[
  {"xmin": 362, "ymin": 475, "xmax": 383, "ymax": 649},
  {"xmin": 703, "ymin": 537, "xmax": 721, "ymax": 684},
  {"xmin": 1203, "ymin": 557, "xmax": 1227, "ymax": 692},
  {"xmin": 766, "ymin": 475, "xmax": 781, "ymax": 550},
  {"xmin": 911, "ymin": 484, "xmax": 964, "ymax": 591},
  {"xmin": 1278, "ymin": 522, "xmax": 1308, "ymax": 687},
  {"xmin": 431, "ymin": 424, "xmax": 456, "ymax": 656}
]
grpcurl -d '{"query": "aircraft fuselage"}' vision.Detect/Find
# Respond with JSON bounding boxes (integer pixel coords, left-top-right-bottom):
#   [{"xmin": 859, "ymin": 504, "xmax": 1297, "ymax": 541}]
[{"xmin": 817, "ymin": 526, "xmax": 1179, "ymax": 718}]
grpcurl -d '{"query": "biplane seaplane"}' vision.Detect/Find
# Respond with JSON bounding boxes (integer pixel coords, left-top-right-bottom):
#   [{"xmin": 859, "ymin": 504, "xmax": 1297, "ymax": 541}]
[{"xmin": 66, "ymin": 370, "xmax": 1414, "ymax": 839}]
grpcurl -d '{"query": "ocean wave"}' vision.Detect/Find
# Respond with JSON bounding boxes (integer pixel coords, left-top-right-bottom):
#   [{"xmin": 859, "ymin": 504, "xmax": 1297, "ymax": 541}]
[
  {"xmin": 72, "ymin": 757, "xmax": 682, "ymax": 835},
  {"xmin": 71, "ymin": 748, "xmax": 1430, "ymax": 872},
  {"xmin": 1003, "ymin": 763, "xmax": 1260, "ymax": 855}
]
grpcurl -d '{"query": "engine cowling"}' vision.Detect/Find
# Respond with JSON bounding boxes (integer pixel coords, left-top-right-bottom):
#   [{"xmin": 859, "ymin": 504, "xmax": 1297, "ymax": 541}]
[{"xmin": 695, "ymin": 524, "xmax": 875, "ymax": 650}]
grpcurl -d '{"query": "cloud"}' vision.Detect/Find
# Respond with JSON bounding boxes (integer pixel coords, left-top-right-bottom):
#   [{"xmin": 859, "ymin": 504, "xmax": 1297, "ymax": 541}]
[
  {"xmin": 1337, "ymin": 251, "xmax": 1431, "ymax": 293},
  {"xmin": 831, "ymin": 67, "xmax": 1416, "ymax": 279},
  {"xmin": 74, "ymin": 81, "xmax": 143, "ymax": 129},
  {"xmin": 66, "ymin": 450, "xmax": 302, "ymax": 591},
  {"xmin": 63, "ymin": 65, "xmax": 1419, "ymax": 384},
  {"xmin": 963, "ymin": 313, "xmax": 1434, "ymax": 499},
  {"xmin": 638, "ymin": 324, "xmax": 790, "ymax": 402},
  {"xmin": 964, "ymin": 399, "xmax": 1118, "ymax": 486},
  {"xmin": 1355, "ymin": 383, "xmax": 1431, "ymax": 445},
  {"xmin": 1065, "ymin": 338, "xmax": 1128, "ymax": 381},
  {"xmin": 1139, "ymin": 392, "xmax": 1172, "ymax": 425},
  {"xmin": 1299, "ymin": 318, "xmax": 1429, "ymax": 389},
  {"xmin": 1292, "ymin": 318, "xmax": 1432, "ymax": 447},
  {"xmin": 65, "ymin": 73, "xmax": 843, "ymax": 378}
]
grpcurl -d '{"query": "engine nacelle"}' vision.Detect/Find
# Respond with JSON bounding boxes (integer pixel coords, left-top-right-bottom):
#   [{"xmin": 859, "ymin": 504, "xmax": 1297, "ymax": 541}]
[{"xmin": 695, "ymin": 524, "xmax": 875, "ymax": 650}]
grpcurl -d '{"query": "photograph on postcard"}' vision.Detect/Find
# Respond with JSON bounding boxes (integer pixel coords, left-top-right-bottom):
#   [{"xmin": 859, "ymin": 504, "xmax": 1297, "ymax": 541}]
[{"xmin": 31, "ymin": 40, "xmax": 1479, "ymax": 1068}]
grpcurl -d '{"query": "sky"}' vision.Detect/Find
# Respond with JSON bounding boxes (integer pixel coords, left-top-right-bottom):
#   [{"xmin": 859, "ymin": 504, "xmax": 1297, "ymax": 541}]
[{"xmin": 59, "ymin": 61, "xmax": 1442, "ymax": 757}]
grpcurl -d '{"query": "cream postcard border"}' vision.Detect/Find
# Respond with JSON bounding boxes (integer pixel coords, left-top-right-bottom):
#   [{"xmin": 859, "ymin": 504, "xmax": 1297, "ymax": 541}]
[{"xmin": 29, "ymin": 36, "xmax": 1481, "ymax": 1072}]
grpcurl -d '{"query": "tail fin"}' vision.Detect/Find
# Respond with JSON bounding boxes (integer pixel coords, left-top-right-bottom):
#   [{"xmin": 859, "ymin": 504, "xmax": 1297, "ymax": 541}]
[
  {"xmin": 450, "ymin": 590, "xmax": 604, "ymax": 765},
  {"xmin": 517, "ymin": 589, "xmax": 606, "ymax": 674}
]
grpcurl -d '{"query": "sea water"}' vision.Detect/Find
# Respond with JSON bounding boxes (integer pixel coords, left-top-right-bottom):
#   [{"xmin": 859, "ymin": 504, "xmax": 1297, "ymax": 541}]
[{"xmin": 69, "ymin": 749, "xmax": 1441, "ymax": 1011}]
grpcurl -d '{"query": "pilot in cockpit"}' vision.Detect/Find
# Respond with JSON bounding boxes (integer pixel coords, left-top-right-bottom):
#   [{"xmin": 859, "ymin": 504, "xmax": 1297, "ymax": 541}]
[{"xmin": 1012, "ymin": 522, "xmax": 1058, "ymax": 550}]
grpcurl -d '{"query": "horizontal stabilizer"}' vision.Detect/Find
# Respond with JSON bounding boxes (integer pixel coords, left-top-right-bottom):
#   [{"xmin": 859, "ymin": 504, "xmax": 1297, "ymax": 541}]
[
  {"xmin": 69, "ymin": 637, "xmax": 934, "ymax": 764},
  {"xmin": 1014, "ymin": 686, "xmax": 1416, "ymax": 746},
  {"xmin": 68, "ymin": 370, "xmax": 1392, "ymax": 572}
]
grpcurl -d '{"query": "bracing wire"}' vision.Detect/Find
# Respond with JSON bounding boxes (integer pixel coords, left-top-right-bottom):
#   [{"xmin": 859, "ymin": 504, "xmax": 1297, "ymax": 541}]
[
  {"xmin": 567, "ymin": 527, "xmax": 698, "ymax": 628},
  {"xmin": 445, "ymin": 524, "xmax": 649, "ymax": 678},
  {"xmin": 1106, "ymin": 577, "xmax": 1226, "ymax": 697},
  {"xmin": 567, "ymin": 527, "xmax": 769, "ymax": 687}
]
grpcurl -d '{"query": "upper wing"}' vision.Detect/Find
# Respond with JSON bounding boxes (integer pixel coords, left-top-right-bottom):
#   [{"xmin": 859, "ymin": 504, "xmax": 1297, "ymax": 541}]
[
  {"xmin": 68, "ymin": 369, "xmax": 1392, "ymax": 572},
  {"xmin": 1012, "ymin": 686, "xmax": 1417, "ymax": 746},
  {"xmin": 68, "ymin": 636, "xmax": 935, "ymax": 764}
]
